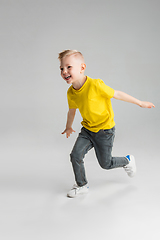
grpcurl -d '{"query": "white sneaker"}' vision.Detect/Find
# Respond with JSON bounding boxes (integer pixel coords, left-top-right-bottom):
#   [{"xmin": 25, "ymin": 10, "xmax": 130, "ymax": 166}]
[
  {"xmin": 124, "ymin": 155, "xmax": 136, "ymax": 177},
  {"xmin": 67, "ymin": 184, "xmax": 89, "ymax": 198}
]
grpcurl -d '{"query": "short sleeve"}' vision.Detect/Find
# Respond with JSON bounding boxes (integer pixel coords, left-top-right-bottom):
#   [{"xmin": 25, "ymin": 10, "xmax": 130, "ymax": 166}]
[{"xmin": 96, "ymin": 79, "xmax": 114, "ymax": 98}]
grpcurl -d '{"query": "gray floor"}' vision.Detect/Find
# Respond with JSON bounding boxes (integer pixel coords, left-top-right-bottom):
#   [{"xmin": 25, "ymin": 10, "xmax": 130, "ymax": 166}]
[{"xmin": 1, "ymin": 133, "xmax": 160, "ymax": 240}]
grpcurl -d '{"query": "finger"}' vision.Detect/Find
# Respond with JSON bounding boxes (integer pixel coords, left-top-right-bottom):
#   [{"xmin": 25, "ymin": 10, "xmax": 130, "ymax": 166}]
[
  {"xmin": 66, "ymin": 133, "xmax": 70, "ymax": 138},
  {"xmin": 149, "ymin": 104, "xmax": 155, "ymax": 108}
]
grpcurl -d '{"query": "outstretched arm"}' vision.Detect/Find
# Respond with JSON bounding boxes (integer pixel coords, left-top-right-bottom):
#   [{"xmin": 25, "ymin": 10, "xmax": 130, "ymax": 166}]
[
  {"xmin": 113, "ymin": 90, "xmax": 155, "ymax": 108},
  {"xmin": 62, "ymin": 108, "xmax": 76, "ymax": 138}
]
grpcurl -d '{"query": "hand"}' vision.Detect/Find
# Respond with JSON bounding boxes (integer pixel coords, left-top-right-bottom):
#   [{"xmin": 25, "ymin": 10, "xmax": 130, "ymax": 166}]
[
  {"xmin": 61, "ymin": 128, "xmax": 75, "ymax": 138},
  {"xmin": 139, "ymin": 101, "xmax": 155, "ymax": 108}
]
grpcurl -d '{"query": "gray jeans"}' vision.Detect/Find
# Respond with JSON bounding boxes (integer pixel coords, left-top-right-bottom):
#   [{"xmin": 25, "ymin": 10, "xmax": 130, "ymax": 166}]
[{"xmin": 70, "ymin": 126, "xmax": 128, "ymax": 187}]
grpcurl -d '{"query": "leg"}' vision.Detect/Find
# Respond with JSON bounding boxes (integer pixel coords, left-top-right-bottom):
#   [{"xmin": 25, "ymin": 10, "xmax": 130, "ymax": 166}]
[
  {"xmin": 70, "ymin": 128, "xmax": 93, "ymax": 187},
  {"xmin": 93, "ymin": 127, "xmax": 128, "ymax": 169}
]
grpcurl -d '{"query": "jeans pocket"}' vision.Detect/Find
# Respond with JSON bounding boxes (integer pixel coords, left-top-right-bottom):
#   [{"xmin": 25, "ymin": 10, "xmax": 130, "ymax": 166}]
[{"xmin": 103, "ymin": 127, "xmax": 115, "ymax": 135}]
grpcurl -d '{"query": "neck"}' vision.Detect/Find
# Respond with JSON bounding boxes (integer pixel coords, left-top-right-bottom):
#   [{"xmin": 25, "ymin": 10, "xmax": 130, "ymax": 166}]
[{"xmin": 72, "ymin": 76, "xmax": 87, "ymax": 90}]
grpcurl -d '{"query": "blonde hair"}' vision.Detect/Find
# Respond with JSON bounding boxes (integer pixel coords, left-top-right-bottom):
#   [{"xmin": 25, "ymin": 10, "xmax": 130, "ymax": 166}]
[{"xmin": 58, "ymin": 49, "xmax": 84, "ymax": 61}]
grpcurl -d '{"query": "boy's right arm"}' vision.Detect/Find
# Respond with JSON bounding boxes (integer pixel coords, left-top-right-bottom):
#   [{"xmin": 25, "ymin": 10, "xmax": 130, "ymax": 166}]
[{"xmin": 62, "ymin": 108, "xmax": 76, "ymax": 138}]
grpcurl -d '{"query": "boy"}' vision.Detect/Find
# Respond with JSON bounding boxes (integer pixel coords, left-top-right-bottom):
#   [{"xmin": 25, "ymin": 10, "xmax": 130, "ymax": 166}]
[{"xmin": 58, "ymin": 49, "xmax": 155, "ymax": 198}]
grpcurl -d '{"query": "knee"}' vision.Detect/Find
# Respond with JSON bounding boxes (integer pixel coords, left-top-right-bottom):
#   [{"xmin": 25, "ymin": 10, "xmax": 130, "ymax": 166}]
[
  {"xmin": 70, "ymin": 152, "xmax": 81, "ymax": 164},
  {"xmin": 100, "ymin": 163, "xmax": 111, "ymax": 170},
  {"xmin": 99, "ymin": 157, "xmax": 112, "ymax": 170}
]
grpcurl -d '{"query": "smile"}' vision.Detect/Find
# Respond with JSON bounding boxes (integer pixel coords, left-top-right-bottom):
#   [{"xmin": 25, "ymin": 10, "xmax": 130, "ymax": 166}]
[{"xmin": 65, "ymin": 75, "xmax": 71, "ymax": 80}]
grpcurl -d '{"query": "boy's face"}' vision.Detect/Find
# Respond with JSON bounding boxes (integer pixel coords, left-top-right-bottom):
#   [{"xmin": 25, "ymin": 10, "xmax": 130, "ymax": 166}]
[{"xmin": 60, "ymin": 55, "xmax": 86, "ymax": 85}]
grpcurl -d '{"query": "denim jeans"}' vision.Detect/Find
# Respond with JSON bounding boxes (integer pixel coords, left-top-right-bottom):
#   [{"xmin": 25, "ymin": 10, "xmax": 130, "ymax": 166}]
[{"xmin": 70, "ymin": 126, "xmax": 128, "ymax": 187}]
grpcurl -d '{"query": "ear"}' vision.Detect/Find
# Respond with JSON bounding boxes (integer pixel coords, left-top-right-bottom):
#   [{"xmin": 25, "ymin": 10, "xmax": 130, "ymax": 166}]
[{"xmin": 80, "ymin": 63, "xmax": 86, "ymax": 72}]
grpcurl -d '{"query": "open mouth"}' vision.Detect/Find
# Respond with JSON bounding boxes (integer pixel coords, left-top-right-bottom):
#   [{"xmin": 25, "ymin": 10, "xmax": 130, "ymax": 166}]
[{"xmin": 65, "ymin": 75, "xmax": 71, "ymax": 81}]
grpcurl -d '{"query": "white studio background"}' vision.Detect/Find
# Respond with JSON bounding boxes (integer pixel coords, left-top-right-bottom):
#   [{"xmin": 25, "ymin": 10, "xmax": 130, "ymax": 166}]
[{"xmin": 0, "ymin": 0, "xmax": 160, "ymax": 240}]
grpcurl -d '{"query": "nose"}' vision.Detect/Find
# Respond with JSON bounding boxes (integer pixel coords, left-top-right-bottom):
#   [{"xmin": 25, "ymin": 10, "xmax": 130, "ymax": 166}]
[{"xmin": 62, "ymin": 68, "xmax": 67, "ymax": 75}]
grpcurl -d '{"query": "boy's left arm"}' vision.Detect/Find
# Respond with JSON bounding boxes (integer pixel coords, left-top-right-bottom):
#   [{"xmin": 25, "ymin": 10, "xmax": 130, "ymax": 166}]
[{"xmin": 113, "ymin": 90, "xmax": 155, "ymax": 108}]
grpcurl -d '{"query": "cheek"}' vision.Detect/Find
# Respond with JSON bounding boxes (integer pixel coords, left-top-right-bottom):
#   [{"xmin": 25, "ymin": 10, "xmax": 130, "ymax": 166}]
[{"xmin": 72, "ymin": 68, "xmax": 79, "ymax": 75}]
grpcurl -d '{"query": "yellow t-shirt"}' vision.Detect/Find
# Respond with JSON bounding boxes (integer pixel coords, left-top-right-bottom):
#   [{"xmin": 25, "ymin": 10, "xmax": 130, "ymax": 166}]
[{"xmin": 67, "ymin": 76, "xmax": 115, "ymax": 132}]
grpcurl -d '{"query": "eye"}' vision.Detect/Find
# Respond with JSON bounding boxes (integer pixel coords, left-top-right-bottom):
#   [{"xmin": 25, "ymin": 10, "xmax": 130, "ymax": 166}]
[
  {"xmin": 60, "ymin": 67, "xmax": 63, "ymax": 71},
  {"xmin": 67, "ymin": 66, "xmax": 72, "ymax": 69}
]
